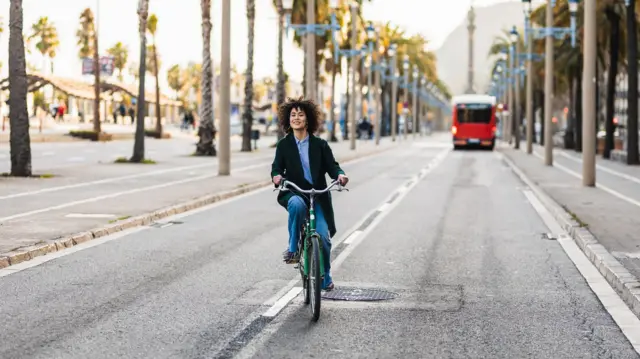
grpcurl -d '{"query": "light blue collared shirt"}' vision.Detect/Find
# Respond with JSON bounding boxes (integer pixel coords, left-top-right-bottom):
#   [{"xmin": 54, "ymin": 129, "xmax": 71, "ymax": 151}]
[{"xmin": 295, "ymin": 135, "xmax": 313, "ymax": 184}]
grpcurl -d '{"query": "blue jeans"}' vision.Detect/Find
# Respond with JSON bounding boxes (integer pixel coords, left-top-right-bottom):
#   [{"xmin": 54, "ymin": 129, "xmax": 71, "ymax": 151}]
[{"xmin": 287, "ymin": 196, "xmax": 333, "ymax": 288}]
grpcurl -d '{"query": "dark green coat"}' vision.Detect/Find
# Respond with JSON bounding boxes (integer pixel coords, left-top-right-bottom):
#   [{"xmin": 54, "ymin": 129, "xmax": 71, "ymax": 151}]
[{"xmin": 270, "ymin": 133, "xmax": 345, "ymax": 237}]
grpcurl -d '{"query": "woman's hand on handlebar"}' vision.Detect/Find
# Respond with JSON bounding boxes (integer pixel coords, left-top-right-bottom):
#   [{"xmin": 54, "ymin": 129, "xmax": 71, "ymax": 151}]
[
  {"xmin": 272, "ymin": 175, "xmax": 283, "ymax": 186},
  {"xmin": 337, "ymin": 174, "xmax": 349, "ymax": 186}
]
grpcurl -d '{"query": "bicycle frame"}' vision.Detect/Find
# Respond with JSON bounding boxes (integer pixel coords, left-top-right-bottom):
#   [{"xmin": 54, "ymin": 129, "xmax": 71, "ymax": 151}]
[
  {"xmin": 301, "ymin": 193, "xmax": 323, "ymax": 278},
  {"xmin": 276, "ymin": 179, "xmax": 346, "ymax": 278}
]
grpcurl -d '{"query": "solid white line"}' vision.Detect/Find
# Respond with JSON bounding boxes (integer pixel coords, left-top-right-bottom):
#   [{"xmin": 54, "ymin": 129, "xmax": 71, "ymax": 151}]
[
  {"xmin": 0, "ymin": 226, "xmax": 148, "ymax": 277},
  {"xmin": 343, "ymin": 230, "xmax": 363, "ymax": 245},
  {"xmin": 532, "ymin": 152, "xmax": 640, "ymax": 209},
  {"xmin": 331, "ymin": 148, "xmax": 450, "ymax": 271},
  {"xmin": 378, "ymin": 202, "xmax": 391, "ymax": 212},
  {"xmin": 556, "ymin": 150, "xmax": 640, "ymax": 185},
  {"xmin": 522, "ymin": 189, "xmax": 640, "ymax": 354},
  {"xmin": 0, "ymin": 162, "xmax": 269, "ymax": 223},
  {"xmin": 0, "ymin": 155, "xmax": 272, "ymax": 201},
  {"xmin": 255, "ymin": 147, "xmax": 450, "ymax": 319},
  {"xmin": 263, "ymin": 287, "xmax": 303, "ymax": 318},
  {"xmin": 0, "ymin": 146, "xmax": 401, "ymax": 277}
]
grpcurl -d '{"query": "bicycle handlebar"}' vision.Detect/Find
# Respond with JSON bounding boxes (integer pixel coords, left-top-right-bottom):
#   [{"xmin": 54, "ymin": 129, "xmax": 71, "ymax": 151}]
[{"xmin": 274, "ymin": 178, "xmax": 348, "ymax": 194}]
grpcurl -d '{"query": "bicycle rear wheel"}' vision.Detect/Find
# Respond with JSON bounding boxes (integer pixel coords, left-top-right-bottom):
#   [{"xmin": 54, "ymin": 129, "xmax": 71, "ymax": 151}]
[{"xmin": 309, "ymin": 234, "xmax": 322, "ymax": 321}]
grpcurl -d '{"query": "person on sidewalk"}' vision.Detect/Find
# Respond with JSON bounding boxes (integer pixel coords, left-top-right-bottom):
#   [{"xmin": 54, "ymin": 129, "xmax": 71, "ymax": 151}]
[{"xmin": 271, "ymin": 97, "xmax": 349, "ymax": 292}]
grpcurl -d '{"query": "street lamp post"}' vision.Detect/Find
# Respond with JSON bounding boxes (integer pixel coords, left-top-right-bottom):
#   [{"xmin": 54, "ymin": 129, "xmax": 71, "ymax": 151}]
[
  {"xmin": 402, "ymin": 55, "xmax": 410, "ymax": 139},
  {"xmin": 420, "ymin": 77, "xmax": 426, "ymax": 136},
  {"xmin": 374, "ymin": 58, "xmax": 385, "ymax": 145},
  {"xmin": 510, "ymin": 26, "xmax": 521, "ymax": 149},
  {"xmin": 583, "ymin": 0, "xmax": 596, "ymax": 185},
  {"xmin": 219, "ymin": 0, "xmax": 231, "ymax": 175},
  {"xmin": 523, "ymin": 0, "xmax": 579, "ymax": 165},
  {"xmin": 412, "ymin": 66, "xmax": 418, "ymax": 138},
  {"xmin": 524, "ymin": 0, "xmax": 534, "ymax": 154},
  {"xmin": 389, "ymin": 44, "xmax": 398, "ymax": 141}
]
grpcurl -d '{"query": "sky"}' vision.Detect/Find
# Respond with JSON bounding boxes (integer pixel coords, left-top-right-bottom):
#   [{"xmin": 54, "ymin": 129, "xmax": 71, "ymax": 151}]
[{"xmin": 0, "ymin": 0, "xmax": 525, "ymax": 95}]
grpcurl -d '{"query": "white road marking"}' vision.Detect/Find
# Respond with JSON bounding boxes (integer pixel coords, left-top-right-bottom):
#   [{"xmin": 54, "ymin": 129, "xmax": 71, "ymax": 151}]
[
  {"xmin": 551, "ymin": 148, "xmax": 640, "ymax": 185},
  {"xmin": 0, "ymin": 162, "xmax": 269, "ymax": 223},
  {"xmin": 0, "ymin": 145, "xmax": 401, "ymax": 277},
  {"xmin": 42, "ymin": 151, "xmax": 55, "ymax": 156},
  {"xmin": 259, "ymin": 148, "xmax": 450, "ymax": 315},
  {"xmin": 522, "ymin": 189, "xmax": 640, "ymax": 355},
  {"xmin": 343, "ymin": 230, "xmax": 363, "ymax": 245},
  {"xmin": 67, "ymin": 157, "xmax": 85, "ymax": 162},
  {"xmin": 0, "ymin": 155, "xmax": 273, "ymax": 201},
  {"xmin": 64, "ymin": 213, "xmax": 116, "ymax": 219},
  {"xmin": 532, "ymin": 152, "xmax": 640, "ymax": 209},
  {"xmin": 378, "ymin": 202, "xmax": 391, "ymax": 212},
  {"xmin": 0, "ymin": 226, "xmax": 148, "ymax": 278},
  {"xmin": 263, "ymin": 287, "xmax": 303, "ymax": 318}
]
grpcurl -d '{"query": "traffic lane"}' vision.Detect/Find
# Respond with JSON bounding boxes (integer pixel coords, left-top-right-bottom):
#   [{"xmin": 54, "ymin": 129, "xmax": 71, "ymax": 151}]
[
  {"xmin": 533, "ymin": 147, "xmax": 640, "ymax": 205},
  {"xmin": 0, "ymin": 143, "xmax": 440, "ymax": 359},
  {"xmin": 0, "ymin": 135, "xmax": 265, "ymax": 173},
  {"xmin": 251, "ymin": 150, "xmax": 638, "ymax": 359},
  {"xmin": 0, "ymin": 153, "xmax": 274, "ymax": 218}
]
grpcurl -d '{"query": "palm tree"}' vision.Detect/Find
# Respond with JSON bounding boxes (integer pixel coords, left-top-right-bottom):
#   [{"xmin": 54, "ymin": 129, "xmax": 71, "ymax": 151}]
[
  {"xmin": 8, "ymin": 0, "xmax": 31, "ymax": 176},
  {"xmin": 76, "ymin": 8, "xmax": 101, "ymax": 133},
  {"xmin": 131, "ymin": 0, "xmax": 149, "ymax": 162},
  {"xmin": 195, "ymin": 0, "xmax": 216, "ymax": 156},
  {"xmin": 106, "ymin": 42, "xmax": 129, "ymax": 81},
  {"xmin": 146, "ymin": 14, "xmax": 162, "ymax": 136},
  {"xmin": 167, "ymin": 64, "xmax": 185, "ymax": 99},
  {"xmin": 76, "ymin": 9, "xmax": 95, "ymax": 59},
  {"xmin": 275, "ymin": 0, "xmax": 285, "ymax": 141},
  {"xmin": 29, "ymin": 17, "xmax": 59, "ymax": 74},
  {"xmin": 241, "ymin": 0, "xmax": 256, "ymax": 152}
]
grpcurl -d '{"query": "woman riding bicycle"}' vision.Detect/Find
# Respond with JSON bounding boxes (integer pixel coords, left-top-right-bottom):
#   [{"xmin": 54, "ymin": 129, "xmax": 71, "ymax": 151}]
[{"xmin": 271, "ymin": 97, "xmax": 349, "ymax": 292}]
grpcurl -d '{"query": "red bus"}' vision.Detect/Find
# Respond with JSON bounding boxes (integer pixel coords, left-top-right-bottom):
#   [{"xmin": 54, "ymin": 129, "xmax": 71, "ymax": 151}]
[{"xmin": 451, "ymin": 94, "xmax": 497, "ymax": 150}]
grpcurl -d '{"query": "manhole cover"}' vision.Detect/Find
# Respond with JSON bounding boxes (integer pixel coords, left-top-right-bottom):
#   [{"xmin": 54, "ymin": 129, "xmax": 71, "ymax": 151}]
[{"xmin": 321, "ymin": 287, "xmax": 398, "ymax": 301}]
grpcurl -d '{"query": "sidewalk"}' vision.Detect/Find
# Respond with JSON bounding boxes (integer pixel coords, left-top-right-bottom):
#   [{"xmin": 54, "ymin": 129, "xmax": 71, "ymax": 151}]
[
  {"xmin": 498, "ymin": 143, "xmax": 640, "ymax": 318},
  {"xmin": 0, "ymin": 136, "xmax": 402, "ymax": 269}
]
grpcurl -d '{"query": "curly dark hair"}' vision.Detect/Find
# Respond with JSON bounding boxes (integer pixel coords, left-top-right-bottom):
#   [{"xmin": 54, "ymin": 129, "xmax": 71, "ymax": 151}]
[{"xmin": 277, "ymin": 96, "xmax": 322, "ymax": 135}]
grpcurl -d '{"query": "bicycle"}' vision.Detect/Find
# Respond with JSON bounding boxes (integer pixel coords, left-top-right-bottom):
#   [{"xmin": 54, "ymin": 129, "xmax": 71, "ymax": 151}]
[{"xmin": 275, "ymin": 179, "xmax": 348, "ymax": 321}]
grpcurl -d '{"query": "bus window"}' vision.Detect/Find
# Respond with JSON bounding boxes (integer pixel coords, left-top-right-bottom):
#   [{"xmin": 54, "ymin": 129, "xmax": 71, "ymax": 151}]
[{"xmin": 456, "ymin": 103, "xmax": 492, "ymax": 124}]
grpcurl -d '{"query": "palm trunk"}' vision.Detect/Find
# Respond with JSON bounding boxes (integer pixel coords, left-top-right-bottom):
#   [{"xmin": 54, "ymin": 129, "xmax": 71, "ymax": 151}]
[
  {"xmin": 626, "ymin": 0, "xmax": 638, "ymax": 164},
  {"xmin": 604, "ymin": 7, "xmax": 620, "ymax": 159},
  {"xmin": 93, "ymin": 15, "xmax": 101, "ymax": 134},
  {"xmin": 195, "ymin": 0, "xmax": 216, "ymax": 156},
  {"xmin": 131, "ymin": 0, "xmax": 149, "ymax": 162},
  {"xmin": 275, "ymin": 1, "xmax": 285, "ymax": 140},
  {"xmin": 153, "ymin": 43, "xmax": 162, "ymax": 136},
  {"xmin": 9, "ymin": 0, "xmax": 32, "ymax": 176},
  {"xmin": 241, "ymin": 0, "xmax": 255, "ymax": 152}
]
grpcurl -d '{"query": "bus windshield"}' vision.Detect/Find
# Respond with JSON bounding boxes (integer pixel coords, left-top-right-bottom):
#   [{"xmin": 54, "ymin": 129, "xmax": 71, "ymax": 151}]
[{"xmin": 455, "ymin": 103, "xmax": 492, "ymax": 124}]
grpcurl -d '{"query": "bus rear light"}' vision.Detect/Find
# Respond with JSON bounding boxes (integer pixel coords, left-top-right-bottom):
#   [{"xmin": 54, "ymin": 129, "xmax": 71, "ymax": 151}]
[
  {"xmin": 492, "ymin": 126, "xmax": 497, "ymax": 133},
  {"xmin": 451, "ymin": 126, "xmax": 457, "ymax": 135}
]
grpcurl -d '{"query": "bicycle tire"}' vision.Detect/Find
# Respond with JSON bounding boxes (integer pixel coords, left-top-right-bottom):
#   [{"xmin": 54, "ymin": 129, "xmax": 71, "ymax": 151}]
[
  {"xmin": 309, "ymin": 234, "xmax": 322, "ymax": 321},
  {"xmin": 300, "ymin": 227, "xmax": 310, "ymax": 305}
]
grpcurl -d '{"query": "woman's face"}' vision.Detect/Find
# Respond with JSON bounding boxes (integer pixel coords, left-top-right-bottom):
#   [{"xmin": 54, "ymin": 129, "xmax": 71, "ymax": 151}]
[{"xmin": 289, "ymin": 107, "xmax": 307, "ymax": 131}]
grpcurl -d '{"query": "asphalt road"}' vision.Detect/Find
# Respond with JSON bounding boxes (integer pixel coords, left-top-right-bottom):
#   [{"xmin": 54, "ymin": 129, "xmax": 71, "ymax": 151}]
[
  {"xmin": 0, "ymin": 134, "xmax": 263, "ymax": 173},
  {"xmin": 0, "ymin": 138, "xmax": 637, "ymax": 358}
]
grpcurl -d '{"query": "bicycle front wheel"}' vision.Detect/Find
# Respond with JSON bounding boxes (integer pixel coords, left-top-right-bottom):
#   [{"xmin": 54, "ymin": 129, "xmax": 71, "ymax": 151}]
[{"xmin": 309, "ymin": 234, "xmax": 322, "ymax": 322}]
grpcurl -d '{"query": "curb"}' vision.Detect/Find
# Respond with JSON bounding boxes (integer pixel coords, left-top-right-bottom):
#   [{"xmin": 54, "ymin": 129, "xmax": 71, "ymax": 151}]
[
  {"xmin": 498, "ymin": 149, "xmax": 640, "ymax": 319},
  {"xmin": 0, "ymin": 143, "xmax": 396, "ymax": 270}
]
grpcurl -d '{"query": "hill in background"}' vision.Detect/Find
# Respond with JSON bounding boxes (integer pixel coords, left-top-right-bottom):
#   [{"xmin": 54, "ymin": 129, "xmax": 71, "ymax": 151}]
[{"xmin": 435, "ymin": 1, "xmax": 526, "ymax": 96}]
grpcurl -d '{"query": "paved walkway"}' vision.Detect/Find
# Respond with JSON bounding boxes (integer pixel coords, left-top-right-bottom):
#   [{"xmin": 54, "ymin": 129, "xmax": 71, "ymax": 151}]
[
  {"xmin": 499, "ymin": 143, "xmax": 640, "ymax": 280},
  {"xmin": 0, "ymin": 134, "xmax": 429, "ymax": 266}
]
